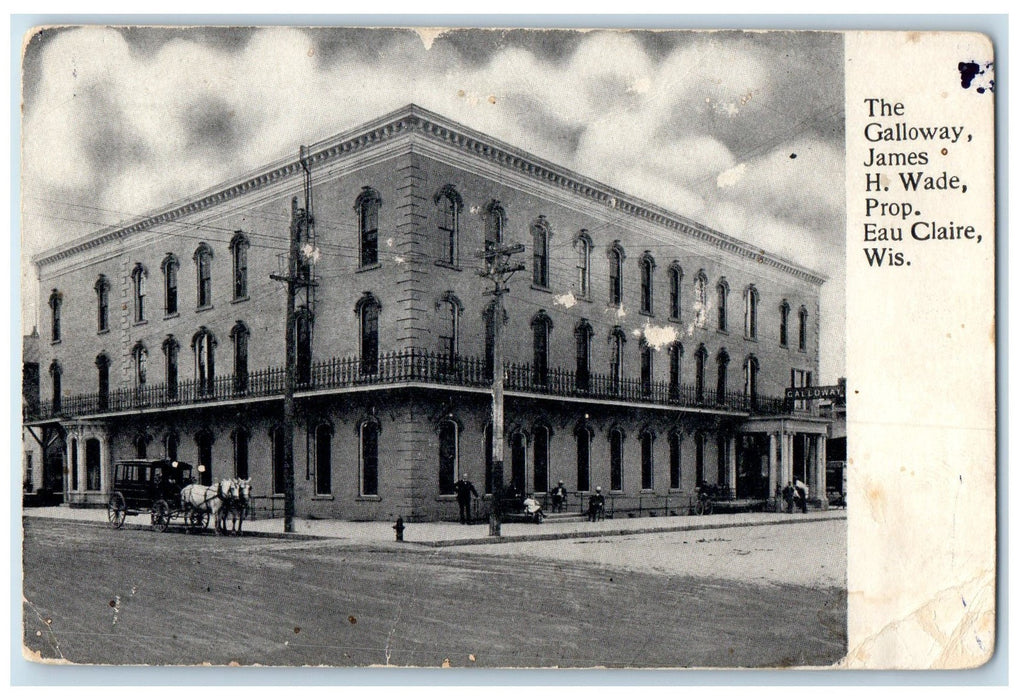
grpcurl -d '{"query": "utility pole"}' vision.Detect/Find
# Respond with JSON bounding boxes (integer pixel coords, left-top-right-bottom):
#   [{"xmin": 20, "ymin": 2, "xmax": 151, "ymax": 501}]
[{"xmin": 477, "ymin": 242, "xmax": 525, "ymax": 537}]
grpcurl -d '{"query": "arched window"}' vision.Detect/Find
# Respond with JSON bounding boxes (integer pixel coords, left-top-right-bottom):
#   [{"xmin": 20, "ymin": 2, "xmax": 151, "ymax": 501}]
[
  {"xmin": 608, "ymin": 242, "xmax": 625, "ymax": 306},
  {"xmin": 532, "ymin": 217, "xmax": 550, "ymax": 288},
  {"xmin": 798, "ymin": 306, "xmax": 809, "ymax": 351},
  {"xmin": 575, "ymin": 319, "xmax": 593, "ymax": 391},
  {"xmin": 193, "ymin": 243, "xmax": 213, "ymax": 309},
  {"xmin": 436, "ymin": 292, "xmax": 462, "ymax": 369},
  {"xmin": 575, "ymin": 423, "xmax": 593, "ymax": 492},
  {"xmin": 717, "ymin": 278, "xmax": 729, "ymax": 332},
  {"xmin": 744, "ymin": 285, "xmax": 759, "ymax": 340},
  {"xmin": 132, "ymin": 342, "xmax": 148, "ymax": 388},
  {"xmin": 716, "ymin": 349, "xmax": 730, "ymax": 404},
  {"xmin": 270, "ymin": 425, "xmax": 285, "ymax": 495},
  {"xmin": 744, "ymin": 355, "xmax": 760, "ymax": 408},
  {"xmin": 609, "ymin": 427, "xmax": 625, "ymax": 492},
  {"xmin": 164, "ymin": 432, "xmax": 179, "ymax": 461},
  {"xmin": 95, "ymin": 354, "xmax": 110, "ymax": 411},
  {"xmin": 134, "ymin": 434, "xmax": 149, "ymax": 459},
  {"xmin": 484, "ymin": 200, "xmax": 505, "ymax": 251},
  {"xmin": 355, "ymin": 186, "xmax": 381, "ymax": 268},
  {"xmin": 531, "ymin": 310, "xmax": 552, "ymax": 385},
  {"xmin": 359, "ymin": 419, "xmax": 379, "ymax": 496},
  {"xmin": 316, "ymin": 423, "xmax": 334, "ymax": 496},
  {"xmin": 295, "ymin": 307, "xmax": 313, "ymax": 385},
  {"xmin": 640, "ymin": 429, "xmax": 655, "ymax": 490},
  {"xmin": 192, "ymin": 327, "xmax": 216, "ymax": 397},
  {"xmin": 669, "ymin": 342, "xmax": 683, "ymax": 400},
  {"xmin": 131, "ymin": 263, "xmax": 147, "ymax": 323},
  {"xmin": 609, "ymin": 326, "xmax": 626, "ymax": 392},
  {"xmin": 230, "ymin": 321, "xmax": 250, "ymax": 392},
  {"xmin": 639, "ymin": 252, "xmax": 655, "ymax": 315},
  {"xmin": 695, "ymin": 430, "xmax": 705, "ymax": 486},
  {"xmin": 669, "ymin": 430, "xmax": 682, "ymax": 490},
  {"xmin": 195, "ymin": 429, "xmax": 214, "ymax": 486},
  {"xmin": 669, "ymin": 263, "xmax": 683, "ymax": 320},
  {"xmin": 434, "ymin": 185, "xmax": 462, "ymax": 266},
  {"xmin": 230, "ymin": 232, "xmax": 249, "ymax": 300},
  {"xmin": 575, "ymin": 230, "xmax": 592, "ymax": 298},
  {"xmin": 95, "ymin": 275, "xmax": 110, "ymax": 333},
  {"xmin": 780, "ymin": 300, "xmax": 791, "ymax": 347},
  {"xmin": 694, "ymin": 271, "xmax": 708, "ymax": 327},
  {"xmin": 162, "ymin": 254, "xmax": 179, "ymax": 316},
  {"xmin": 48, "ymin": 290, "xmax": 62, "ymax": 343},
  {"xmin": 232, "ymin": 427, "xmax": 249, "ymax": 479},
  {"xmin": 438, "ymin": 419, "xmax": 458, "ymax": 495},
  {"xmin": 640, "ymin": 340, "xmax": 653, "ymax": 396},
  {"xmin": 533, "ymin": 424, "xmax": 550, "ymax": 493},
  {"xmin": 695, "ymin": 344, "xmax": 708, "ymax": 402},
  {"xmin": 510, "ymin": 430, "xmax": 527, "ymax": 496},
  {"xmin": 85, "ymin": 438, "xmax": 101, "ymax": 491},
  {"xmin": 355, "ymin": 293, "xmax": 381, "ymax": 375},
  {"xmin": 163, "ymin": 335, "xmax": 179, "ymax": 400}
]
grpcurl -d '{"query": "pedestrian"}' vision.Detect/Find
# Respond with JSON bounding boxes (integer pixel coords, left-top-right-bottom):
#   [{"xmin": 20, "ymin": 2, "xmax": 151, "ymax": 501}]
[
  {"xmin": 588, "ymin": 486, "xmax": 605, "ymax": 522},
  {"xmin": 794, "ymin": 478, "xmax": 809, "ymax": 514},
  {"xmin": 551, "ymin": 480, "xmax": 568, "ymax": 513},
  {"xmin": 453, "ymin": 473, "xmax": 479, "ymax": 524},
  {"xmin": 782, "ymin": 481, "xmax": 795, "ymax": 513}
]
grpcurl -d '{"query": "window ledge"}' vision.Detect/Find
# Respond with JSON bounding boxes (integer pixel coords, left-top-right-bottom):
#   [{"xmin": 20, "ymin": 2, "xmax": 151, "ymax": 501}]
[
  {"xmin": 196, "ymin": 305, "xmax": 214, "ymax": 313},
  {"xmin": 133, "ymin": 320, "xmax": 148, "ymax": 327},
  {"xmin": 717, "ymin": 328, "xmax": 729, "ymax": 335},
  {"xmin": 311, "ymin": 495, "xmax": 334, "ymax": 501},
  {"xmin": 744, "ymin": 336, "xmax": 758, "ymax": 343},
  {"xmin": 530, "ymin": 283, "xmax": 553, "ymax": 293},
  {"xmin": 434, "ymin": 260, "xmax": 462, "ymax": 272},
  {"xmin": 667, "ymin": 489, "xmax": 687, "ymax": 494},
  {"xmin": 97, "ymin": 328, "xmax": 110, "ymax": 336},
  {"xmin": 164, "ymin": 312, "xmax": 180, "ymax": 320},
  {"xmin": 231, "ymin": 296, "xmax": 250, "ymax": 304},
  {"xmin": 357, "ymin": 263, "xmax": 382, "ymax": 273},
  {"xmin": 640, "ymin": 489, "xmax": 656, "ymax": 494},
  {"xmin": 668, "ymin": 316, "xmax": 682, "ymax": 324},
  {"xmin": 638, "ymin": 310, "xmax": 654, "ymax": 318},
  {"xmin": 435, "ymin": 495, "xmax": 457, "ymax": 501},
  {"xmin": 356, "ymin": 495, "xmax": 381, "ymax": 502},
  {"xmin": 51, "ymin": 339, "xmax": 61, "ymax": 345}
]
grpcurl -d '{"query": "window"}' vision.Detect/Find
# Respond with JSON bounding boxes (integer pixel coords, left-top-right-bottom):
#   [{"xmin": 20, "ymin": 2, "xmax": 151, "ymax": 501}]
[
  {"xmin": 609, "ymin": 427, "xmax": 624, "ymax": 492},
  {"xmin": 192, "ymin": 327, "xmax": 216, "ymax": 397},
  {"xmin": 49, "ymin": 361, "xmax": 61, "ymax": 413},
  {"xmin": 791, "ymin": 368, "xmax": 813, "ymax": 411},
  {"xmin": 531, "ymin": 310, "xmax": 552, "ymax": 385},
  {"xmin": 48, "ymin": 290, "xmax": 62, "ymax": 343},
  {"xmin": 438, "ymin": 419, "xmax": 458, "ymax": 495},
  {"xmin": 717, "ymin": 434, "xmax": 729, "ymax": 484},
  {"xmin": 233, "ymin": 428, "xmax": 249, "ymax": 479},
  {"xmin": 575, "ymin": 319, "xmax": 593, "ymax": 391},
  {"xmin": 356, "ymin": 187, "xmax": 381, "ymax": 268},
  {"xmin": 744, "ymin": 355, "xmax": 760, "ymax": 408},
  {"xmin": 485, "ymin": 201, "xmax": 505, "ymax": 251},
  {"xmin": 640, "ymin": 341, "xmax": 653, "ymax": 396},
  {"xmin": 640, "ymin": 430, "xmax": 654, "ymax": 490},
  {"xmin": 356, "ymin": 293, "xmax": 381, "ymax": 375},
  {"xmin": 744, "ymin": 286, "xmax": 758, "ymax": 340},
  {"xmin": 131, "ymin": 264, "xmax": 147, "ymax": 323},
  {"xmin": 295, "ymin": 308, "xmax": 313, "ymax": 385},
  {"xmin": 24, "ymin": 453, "xmax": 33, "ymax": 493},
  {"xmin": 70, "ymin": 438, "xmax": 78, "ymax": 490},
  {"xmin": 639, "ymin": 252, "xmax": 655, "ymax": 315},
  {"xmin": 85, "ymin": 438, "xmax": 101, "ymax": 491},
  {"xmin": 270, "ymin": 426, "xmax": 285, "ymax": 495},
  {"xmin": 231, "ymin": 322, "xmax": 249, "ymax": 393},
  {"xmin": 316, "ymin": 423, "xmax": 333, "ymax": 496},
  {"xmin": 533, "ymin": 424, "xmax": 550, "ymax": 493},
  {"xmin": 134, "ymin": 434, "xmax": 149, "ymax": 459},
  {"xmin": 575, "ymin": 424, "xmax": 592, "ymax": 492},
  {"xmin": 510, "ymin": 431, "xmax": 527, "ymax": 496},
  {"xmin": 575, "ymin": 231, "xmax": 592, "ymax": 298},
  {"xmin": 716, "ymin": 348, "xmax": 729, "ymax": 404},
  {"xmin": 132, "ymin": 342, "xmax": 148, "ymax": 388},
  {"xmin": 694, "ymin": 271, "xmax": 708, "ymax": 327},
  {"xmin": 695, "ymin": 344, "xmax": 707, "ymax": 402},
  {"xmin": 164, "ymin": 432, "xmax": 179, "ymax": 461},
  {"xmin": 437, "ymin": 293, "xmax": 461, "ymax": 369},
  {"xmin": 95, "ymin": 354, "xmax": 110, "ymax": 411},
  {"xmin": 435, "ymin": 185, "xmax": 462, "ymax": 266},
  {"xmin": 669, "ymin": 342, "xmax": 683, "ymax": 400},
  {"xmin": 798, "ymin": 306, "xmax": 809, "ymax": 351},
  {"xmin": 609, "ymin": 326, "xmax": 626, "ymax": 393},
  {"xmin": 695, "ymin": 431, "xmax": 705, "ymax": 485},
  {"xmin": 669, "ymin": 431, "xmax": 682, "ymax": 489},
  {"xmin": 780, "ymin": 300, "xmax": 791, "ymax": 347},
  {"xmin": 532, "ymin": 217, "xmax": 550, "ymax": 287},
  {"xmin": 669, "ymin": 263, "xmax": 683, "ymax": 320},
  {"xmin": 163, "ymin": 335, "xmax": 179, "ymax": 400},
  {"xmin": 359, "ymin": 420, "xmax": 379, "ymax": 496},
  {"xmin": 95, "ymin": 275, "xmax": 110, "ymax": 333},
  {"xmin": 717, "ymin": 278, "xmax": 729, "ymax": 332},
  {"xmin": 194, "ymin": 243, "xmax": 213, "ymax": 308},
  {"xmin": 162, "ymin": 254, "xmax": 179, "ymax": 315},
  {"xmin": 608, "ymin": 242, "xmax": 625, "ymax": 306},
  {"xmin": 230, "ymin": 232, "xmax": 249, "ymax": 300},
  {"xmin": 484, "ymin": 424, "xmax": 494, "ymax": 496},
  {"xmin": 195, "ymin": 429, "xmax": 214, "ymax": 486}
]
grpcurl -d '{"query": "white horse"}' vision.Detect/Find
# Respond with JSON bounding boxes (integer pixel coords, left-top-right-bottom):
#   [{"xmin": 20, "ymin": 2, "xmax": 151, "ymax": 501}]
[
  {"xmin": 221, "ymin": 478, "xmax": 252, "ymax": 535},
  {"xmin": 180, "ymin": 479, "xmax": 234, "ymax": 535}
]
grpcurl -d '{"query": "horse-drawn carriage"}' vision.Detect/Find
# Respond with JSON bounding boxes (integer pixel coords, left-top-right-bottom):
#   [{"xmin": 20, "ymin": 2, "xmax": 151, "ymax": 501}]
[{"xmin": 106, "ymin": 459, "xmax": 250, "ymax": 534}]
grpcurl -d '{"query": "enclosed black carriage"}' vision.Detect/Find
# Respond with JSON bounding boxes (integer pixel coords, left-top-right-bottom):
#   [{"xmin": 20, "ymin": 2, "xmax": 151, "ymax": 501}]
[{"xmin": 106, "ymin": 459, "xmax": 207, "ymax": 532}]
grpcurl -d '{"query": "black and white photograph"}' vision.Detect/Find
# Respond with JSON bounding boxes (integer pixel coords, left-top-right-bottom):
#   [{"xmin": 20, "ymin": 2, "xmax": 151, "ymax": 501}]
[{"xmin": 20, "ymin": 24, "xmax": 856, "ymax": 669}]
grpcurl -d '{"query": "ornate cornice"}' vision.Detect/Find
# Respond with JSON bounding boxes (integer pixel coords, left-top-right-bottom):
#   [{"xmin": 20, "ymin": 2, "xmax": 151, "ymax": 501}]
[{"xmin": 33, "ymin": 104, "xmax": 828, "ymax": 286}]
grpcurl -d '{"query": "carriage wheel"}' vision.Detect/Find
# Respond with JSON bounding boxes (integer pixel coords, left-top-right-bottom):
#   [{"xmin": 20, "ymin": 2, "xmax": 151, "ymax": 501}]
[
  {"xmin": 107, "ymin": 493, "xmax": 127, "ymax": 529},
  {"xmin": 186, "ymin": 509, "xmax": 209, "ymax": 534},
  {"xmin": 151, "ymin": 500, "xmax": 170, "ymax": 533}
]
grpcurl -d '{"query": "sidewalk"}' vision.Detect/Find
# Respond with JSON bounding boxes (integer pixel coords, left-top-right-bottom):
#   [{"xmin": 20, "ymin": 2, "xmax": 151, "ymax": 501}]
[{"xmin": 23, "ymin": 505, "xmax": 845, "ymax": 547}]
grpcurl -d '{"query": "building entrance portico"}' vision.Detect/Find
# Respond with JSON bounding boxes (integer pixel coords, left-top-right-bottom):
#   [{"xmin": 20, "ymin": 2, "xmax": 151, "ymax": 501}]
[{"xmin": 739, "ymin": 417, "xmax": 831, "ymax": 508}]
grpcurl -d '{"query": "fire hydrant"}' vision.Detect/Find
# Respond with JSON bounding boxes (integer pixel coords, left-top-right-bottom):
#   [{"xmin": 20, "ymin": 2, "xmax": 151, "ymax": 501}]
[{"xmin": 393, "ymin": 516, "xmax": 405, "ymax": 542}]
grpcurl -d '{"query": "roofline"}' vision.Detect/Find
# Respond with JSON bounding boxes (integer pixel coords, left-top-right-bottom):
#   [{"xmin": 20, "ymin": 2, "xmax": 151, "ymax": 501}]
[{"xmin": 32, "ymin": 103, "xmax": 829, "ymax": 285}]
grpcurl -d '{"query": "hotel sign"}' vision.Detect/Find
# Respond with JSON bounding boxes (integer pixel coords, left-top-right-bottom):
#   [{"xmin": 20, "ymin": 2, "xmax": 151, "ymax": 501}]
[{"xmin": 784, "ymin": 383, "xmax": 846, "ymax": 401}]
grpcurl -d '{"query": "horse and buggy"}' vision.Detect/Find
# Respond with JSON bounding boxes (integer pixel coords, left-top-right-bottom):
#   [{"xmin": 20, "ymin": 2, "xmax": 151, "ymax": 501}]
[{"xmin": 106, "ymin": 459, "xmax": 251, "ymax": 535}]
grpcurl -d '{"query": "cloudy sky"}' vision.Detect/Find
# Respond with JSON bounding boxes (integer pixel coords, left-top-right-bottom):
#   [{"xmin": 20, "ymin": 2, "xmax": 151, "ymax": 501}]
[{"xmin": 21, "ymin": 26, "xmax": 845, "ymax": 380}]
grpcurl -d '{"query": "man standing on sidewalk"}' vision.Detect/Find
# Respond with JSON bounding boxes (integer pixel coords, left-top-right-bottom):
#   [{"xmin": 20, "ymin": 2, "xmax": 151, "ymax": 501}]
[
  {"xmin": 454, "ymin": 473, "xmax": 479, "ymax": 524},
  {"xmin": 794, "ymin": 478, "xmax": 809, "ymax": 514}
]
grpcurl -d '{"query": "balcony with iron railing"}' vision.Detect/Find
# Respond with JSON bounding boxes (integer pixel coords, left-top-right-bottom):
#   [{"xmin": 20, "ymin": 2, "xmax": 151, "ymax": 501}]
[{"xmin": 24, "ymin": 347, "xmax": 803, "ymax": 422}]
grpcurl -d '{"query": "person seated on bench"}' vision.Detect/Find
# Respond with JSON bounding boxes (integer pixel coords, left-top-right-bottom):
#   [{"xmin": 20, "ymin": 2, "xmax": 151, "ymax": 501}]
[
  {"xmin": 588, "ymin": 486, "xmax": 605, "ymax": 522},
  {"xmin": 550, "ymin": 480, "xmax": 568, "ymax": 513}
]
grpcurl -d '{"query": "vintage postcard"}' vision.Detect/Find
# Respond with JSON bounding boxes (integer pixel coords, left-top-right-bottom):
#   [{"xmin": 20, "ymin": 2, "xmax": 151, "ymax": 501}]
[{"xmin": 18, "ymin": 26, "xmax": 995, "ymax": 671}]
